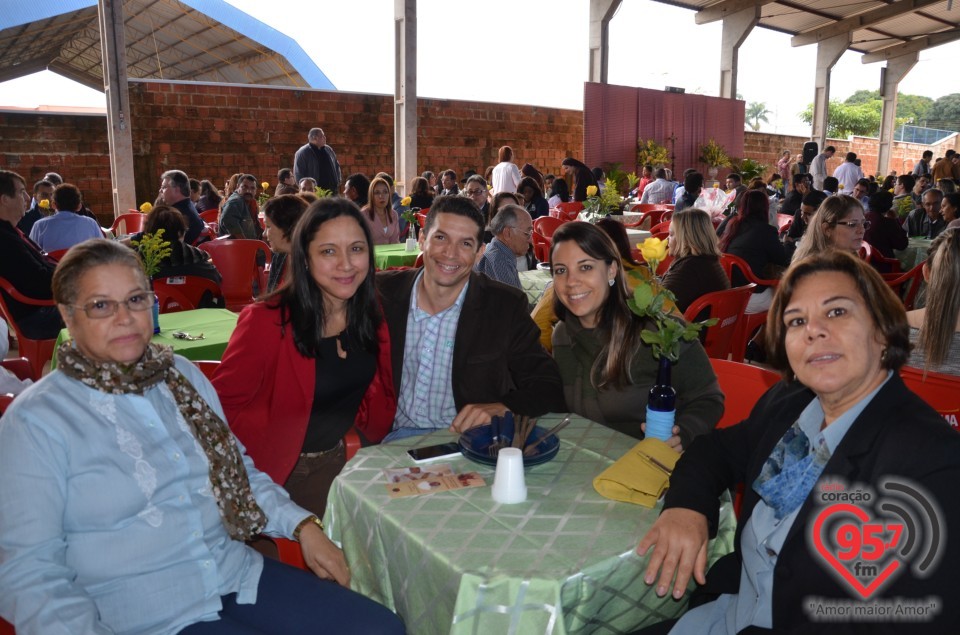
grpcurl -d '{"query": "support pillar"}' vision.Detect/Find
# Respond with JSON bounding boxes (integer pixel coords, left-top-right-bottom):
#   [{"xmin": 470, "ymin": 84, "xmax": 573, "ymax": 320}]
[
  {"xmin": 719, "ymin": 6, "xmax": 759, "ymax": 99},
  {"xmin": 98, "ymin": 0, "xmax": 136, "ymax": 217},
  {"xmin": 394, "ymin": 0, "xmax": 417, "ymax": 196},
  {"xmin": 811, "ymin": 34, "xmax": 849, "ymax": 152},
  {"xmin": 877, "ymin": 53, "xmax": 918, "ymax": 176},
  {"xmin": 588, "ymin": 0, "xmax": 622, "ymax": 83}
]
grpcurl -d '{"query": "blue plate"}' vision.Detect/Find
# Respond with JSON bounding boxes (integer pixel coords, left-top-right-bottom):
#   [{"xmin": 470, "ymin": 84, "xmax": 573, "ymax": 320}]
[{"xmin": 458, "ymin": 416, "xmax": 561, "ymax": 467}]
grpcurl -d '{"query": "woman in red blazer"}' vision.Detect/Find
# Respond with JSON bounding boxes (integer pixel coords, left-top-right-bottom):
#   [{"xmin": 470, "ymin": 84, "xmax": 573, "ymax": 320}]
[{"xmin": 214, "ymin": 198, "xmax": 396, "ymax": 516}]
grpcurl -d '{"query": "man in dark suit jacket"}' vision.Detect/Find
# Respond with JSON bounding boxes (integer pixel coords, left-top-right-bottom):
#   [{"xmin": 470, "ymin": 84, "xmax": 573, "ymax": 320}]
[{"xmin": 376, "ymin": 196, "xmax": 564, "ymax": 440}]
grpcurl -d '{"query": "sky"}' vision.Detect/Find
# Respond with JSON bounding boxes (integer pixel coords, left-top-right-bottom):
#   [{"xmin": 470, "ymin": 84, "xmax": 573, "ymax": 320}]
[{"xmin": 1, "ymin": 0, "xmax": 958, "ymax": 137}]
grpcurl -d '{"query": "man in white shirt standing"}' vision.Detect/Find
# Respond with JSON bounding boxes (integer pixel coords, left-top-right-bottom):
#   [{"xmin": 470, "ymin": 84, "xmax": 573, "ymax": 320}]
[
  {"xmin": 832, "ymin": 151, "xmax": 863, "ymax": 193},
  {"xmin": 809, "ymin": 145, "xmax": 835, "ymax": 191}
]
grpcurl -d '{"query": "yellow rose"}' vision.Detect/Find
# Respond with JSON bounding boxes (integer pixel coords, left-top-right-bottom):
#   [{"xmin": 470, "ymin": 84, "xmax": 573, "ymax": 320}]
[
  {"xmin": 586, "ymin": 185, "xmax": 598, "ymax": 197},
  {"xmin": 261, "ymin": 181, "xmax": 270, "ymax": 190},
  {"xmin": 713, "ymin": 183, "xmax": 719, "ymax": 188},
  {"xmin": 400, "ymin": 196, "xmax": 412, "ymax": 207},
  {"xmin": 38, "ymin": 199, "xmax": 50, "ymax": 209},
  {"xmin": 837, "ymin": 183, "xmax": 844, "ymax": 190},
  {"xmin": 139, "ymin": 202, "xmax": 153, "ymax": 213},
  {"xmin": 638, "ymin": 236, "xmax": 668, "ymax": 266}
]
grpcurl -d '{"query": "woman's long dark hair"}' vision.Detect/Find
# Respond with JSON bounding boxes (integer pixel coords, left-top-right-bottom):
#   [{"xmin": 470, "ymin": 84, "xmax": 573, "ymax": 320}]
[
  {"xmin": 550, "ymin": 222, "xmax": 643, "ymax": 389},
  {"xmin": 718, "ymin": 189, "xmax": 769, "ymax": 252},
  {"xmin": 270, "ymin": 198, "xmax": 381, "ymax": 358}
]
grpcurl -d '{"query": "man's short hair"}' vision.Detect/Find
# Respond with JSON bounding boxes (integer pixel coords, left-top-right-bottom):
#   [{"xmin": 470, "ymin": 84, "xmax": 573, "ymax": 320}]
[
  {"xmin": 823, "ymin": 176, "xmax": 839, "ymax": 192},
  {"xmin": 238, "ymin": 174, "xmax": 257, "ymax": 186},
  {"xmin": 683, "ymin": 171, "xmax": 703, "ymax": 192},
  {"xmin": 923, "ymin": 188, "xmax": 944, "ymax": 203},
  {"xmin": 441, "ymin": 169, "xmax": 457, "ymax": 181},
  {"xmin": 0, "ymin": 170, "xmax": 25, "ymax": 198},
  {"xmin": 490, "ymin": 204, "xmax": 525, "ymax": 236},
  {"xmin": 189, "ymin": 178, "xmax": 200, "ymax": 195},
  {"xmin": 161, "ymin": 169, "xmax": 191, "ymax": 197},
  {"xmin": 466, "ymin": 174, "xmax": 487, "ymax": 189},
  {"xmin": 33, "ymin": 179, "xmax": 53, "ymax": 194},
  {"xmin": 53, "ymin": 183, "xmax": 82, "ymax": 212},
  {"xmin": 897, "ymin": 174, "xmax": 916, "ymax": 191},
  {"xmin": 857, "ymin": 178, "xmax": 871, "ymax": 188},
  {"xmin": 802, "ymin": 190, "xmax": 828, "ymax": 208},
  {"xmin": 727, "ymin": 173, "xmax": 742, "ymax": 184},
  {"xmin": 794, "ymin": 173, "xmax": 812, "ymax": 186},
  {"xmin": 946, "ymin": 150, "xmax": 956, "ymax": 159},
  {"xmin": 345, "ymin": 173, "xmax": 370, "ymax": 193},
  {"xmin": 654, "ymin": 168, "xmax": 667, "ymax": 180},
  {"xmin": 825, "ymin": 146, "xmax": 836, "ymax": 153},
  {"xmin": 308, "ymin": 128, "xmax": 324, "ymax": 141},
  {"xmin": 423, "ymin": 195, "xmax": 484, "ymax": 244},
  {"xmin": 43, "ymin": 172, "xmax": 63, "ymax": 185},
  {"xmin": 845, "ymin": 152, "xmax": 857, "ymax": 162},
  {"xmin": 923, "ymin": 150, "xmax": 934, "ymax": 159},
  {"xmin": 278, "ymin": 168, "xmax": 293, "ymax": 182},
  {"xmin": 869, "ymin": 190, "xmax": 893, "ymax": 215}
]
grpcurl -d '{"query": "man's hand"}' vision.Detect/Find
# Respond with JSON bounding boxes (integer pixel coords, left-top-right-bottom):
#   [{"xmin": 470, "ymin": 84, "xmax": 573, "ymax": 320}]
[
  {"xmin": 640, "ymin": 423, "xmax": 684, "ymax": 453},
  {"xmin": 299, "ymin": 522, "xmax": 350, "ymax": 586},
  {"xmin": 636, "ymin": 508, "xmax": 709, "ymax": 599},
  {"xmin": 449, "ymin": 403, "xmax": 508, "ymax": 433}
]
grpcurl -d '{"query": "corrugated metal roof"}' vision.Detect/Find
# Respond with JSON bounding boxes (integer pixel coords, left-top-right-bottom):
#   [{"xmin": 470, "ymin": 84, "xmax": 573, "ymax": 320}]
[{"xmin": 0, "ymin": 0, "xmax": 334, "ymax": 90}]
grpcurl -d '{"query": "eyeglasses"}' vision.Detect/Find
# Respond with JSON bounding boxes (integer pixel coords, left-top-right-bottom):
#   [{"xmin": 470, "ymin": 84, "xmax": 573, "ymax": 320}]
[
  {"xmin": 833, "ymin": 220, "xmax": 871, "ymax": 230},
  {"xmin": 511, "ymin": 226, "xmax": 534, "ymax": 239},
  {"xmin": 465, "ymin": 189, "xmax": 486, "ymax": 196},
  {"xmin": 69, "ymin": 292, "xmax": 154, "ymax": 319}
]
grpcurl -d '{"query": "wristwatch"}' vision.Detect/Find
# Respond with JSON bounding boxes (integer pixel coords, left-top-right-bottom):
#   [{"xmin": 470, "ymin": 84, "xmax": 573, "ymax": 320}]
[{"xmin": 293, "ymin": 514, "xmax": 324, "ymax": 541}]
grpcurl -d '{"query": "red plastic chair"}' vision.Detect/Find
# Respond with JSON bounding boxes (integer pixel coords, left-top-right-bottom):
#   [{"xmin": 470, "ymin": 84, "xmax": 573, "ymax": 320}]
[
  {"xmin": 900, "ymin": 367, "xmax": 960, "ymax": 430},
  {"xmin": 192, "ymin": 360, "xmax": 221, "ymax": 382},
  {"xmin": 532, "ymin": 231, "xmax": 551, "ymax": 263},
  {"xmin": 649, "ymin": 220, "xmax": 671, "ymax": 236},
  {"xmin": 0, "ymin": 618, "xmax": 12, "ymax": 634},
  {"xmin": 683, "ymin": 284, "xmax": 756, "ymax": 360},
  {"xmin": 882, "ymin": 261, "xmax": 925, "ymax": 310},
  {"xmin": 533, "ymin": 216, "xmax": 564, "ymax": 239},
  {"xmin": 110, "ymin": 212, "xmax": 146, "ymax": 236},
  {"xmin": 859, "ymin": 241, "xmax": 902, "ymax": 274},
  {"xmin": 624, "ymin": 209, "xmax": 668, "ymax": 229},
  {"xmin": 153, "ymin": 275, "xmax": 223, "ymax": 313},
  {"xmin": 555, "ymin": 201, "xmax": 583, "ymax": 221},
  {"xmin": 0, "ymin": 277, "xmax": 57, "ymax": 380},
  {"xmin": 46, "ymin": 248, "xmax": 69, "ymax": 262},
  {"xmin": 628, "ymin": 203, "xmax": 673, "ymax": 214},
  {"xmin": 198, "ymin": 240, "xmax": 271, "ymax": 311},
  {"xmin": 709, "ymin": 359, "xmax": 780, "ymax": 429},
  {"xmin": 720, "ymin": 253, "xmax": 782, "ymax": 363}
]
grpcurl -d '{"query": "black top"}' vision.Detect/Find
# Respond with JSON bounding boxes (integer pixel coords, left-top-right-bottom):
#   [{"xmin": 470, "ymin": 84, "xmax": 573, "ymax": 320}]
[
  {"xmin": 0, "ymin": 220, "xmax": 60, "ymax": 337},
  {"xmin": 303, "ymin": 332, "xmax": 376, "ymax": 453},
  {"xmin": 660, "ymin": 255, "xmax": 731, "ymax": 313},
  {"xmin": 409, "ymin": 193, "xmax": 434, "ymax": 210},
  {"xmin": 173, "ymin": 198, "xmax": 206, "ymax": 245},
  {"xmin": 864, "ymin": 209, "xmax": 908, "ymax": 259},
  {"xmin": 16, "ymin": 205, "xmax": 44, "ymax": 235},
  {"xmin": 525, "ymin": 196, "xmax": 549, "ymax": 219},
  {"xmin": 723, "ymin": 217, "xmax": 788, "ymax": 292}
]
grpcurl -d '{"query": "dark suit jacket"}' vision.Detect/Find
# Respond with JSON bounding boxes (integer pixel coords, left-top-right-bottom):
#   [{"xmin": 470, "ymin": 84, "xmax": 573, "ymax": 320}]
[
  {"xmin": 665, "ymin": 375, "xmax": 960, "ymax": 631},
  {"xmin": 376, "ymin": 269, "xmax": 566, "ymax": 417}
]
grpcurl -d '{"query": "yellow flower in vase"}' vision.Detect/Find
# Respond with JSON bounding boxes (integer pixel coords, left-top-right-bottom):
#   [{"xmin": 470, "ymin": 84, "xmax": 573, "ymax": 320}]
[
  {"xmin": 400, "ymin": 196, "xmax": 412, "ymax": 207},
  {"xmin": 586, "ymin": 185, "xmax": 598, "ymax": 197},
  {"xmin": 139, "ymin": 202, "xmax": 153, "ymax": 213},
  {"xmin": 38, "ymin": 199, "xmax": 51, "ymax": 212}
]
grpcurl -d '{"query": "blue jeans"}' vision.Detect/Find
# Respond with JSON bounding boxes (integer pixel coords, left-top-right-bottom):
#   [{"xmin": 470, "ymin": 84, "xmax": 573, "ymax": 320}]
[{"xmin": 178, "ymin": 557, "xmax": 405, "ymax": 634}]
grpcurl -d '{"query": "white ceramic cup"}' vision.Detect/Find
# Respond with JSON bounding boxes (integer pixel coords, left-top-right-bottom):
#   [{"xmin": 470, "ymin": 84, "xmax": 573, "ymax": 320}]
[{"xmin": 491, "ymin": 447, "xmax": 527, "ymax": 504}]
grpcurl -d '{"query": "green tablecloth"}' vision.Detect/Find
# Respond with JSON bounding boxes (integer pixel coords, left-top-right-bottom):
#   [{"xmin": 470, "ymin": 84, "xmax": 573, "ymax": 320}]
[
  {"xmin": 51, "ymin": 309, "xmax": 238, "ymax": 369},
  {"xmin": 895, "ymin": 237, "xmax": 931, "ymax": 272},
  {"xmin": 375, "ymin": 243, "xmax": 421, "ymax": 270},
  {"xmin": 519, "ymin": 269, "xmax": 552, "ymax": 305},
  {"xmin": 326, "ymin": 415, "xmax": 736, "ymax": 635}
]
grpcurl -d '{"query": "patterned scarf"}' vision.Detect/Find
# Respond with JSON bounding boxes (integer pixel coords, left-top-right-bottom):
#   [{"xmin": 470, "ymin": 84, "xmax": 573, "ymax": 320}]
[
  {"xmin": 752, "ymin": 420, "xmax": 832, "ymax": 520},
  {"xmin": 57, "ymin": 341, "xmax": 267, "ymax": 540}
]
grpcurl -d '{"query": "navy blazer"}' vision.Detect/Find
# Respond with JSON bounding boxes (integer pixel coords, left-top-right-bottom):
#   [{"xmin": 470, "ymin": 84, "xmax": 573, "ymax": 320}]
[
  {"xmin": 665, "ymin": 374, "xmax": 960, "ymax": 631},
  {"xmin": 375, "ymin": 269, "xmax": 566, "ymax": 417}
]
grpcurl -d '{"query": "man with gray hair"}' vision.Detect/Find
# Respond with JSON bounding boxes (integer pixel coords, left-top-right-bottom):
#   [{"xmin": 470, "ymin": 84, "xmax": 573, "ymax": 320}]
[
  {"xmin": 474, "ymin": 204, "xmax": 532, "ymax": 290},
  {"xmin": 159, "ymin": 169, "xmax": 205, "ymax": 244},
  {"xmin": 294, "ymin": 128, "xmax": 341, "ymax": 192}
]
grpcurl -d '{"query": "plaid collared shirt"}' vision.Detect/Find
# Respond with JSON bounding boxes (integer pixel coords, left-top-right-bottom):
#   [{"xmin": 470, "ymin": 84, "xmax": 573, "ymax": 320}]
[{"xmin": 392, "ymin": 271, "xmax": 469, "ymax": 433}]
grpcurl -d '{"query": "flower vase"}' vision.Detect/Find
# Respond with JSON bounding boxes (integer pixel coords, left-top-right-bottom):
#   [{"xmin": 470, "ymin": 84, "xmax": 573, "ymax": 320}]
[
  {"xmin": 405, "ymin": 237, "xmax": 418, "ymax": 252},
  {"xmin": 645, "ymin": 356, "xmax": 676, "ymax": 441},
  {"xmin": 577, "ymin": 208, "xmax": 603, "ymax": 224}
]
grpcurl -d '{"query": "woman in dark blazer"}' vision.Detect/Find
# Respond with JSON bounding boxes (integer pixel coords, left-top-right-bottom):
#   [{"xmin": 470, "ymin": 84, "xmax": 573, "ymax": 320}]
[
  {"xmin": 660, "ymin": 209, "xmax": 730, "ymax": 313},
  {"xmin": 637, "ymin": 250, "xmax": 960, "ymax": 633}
]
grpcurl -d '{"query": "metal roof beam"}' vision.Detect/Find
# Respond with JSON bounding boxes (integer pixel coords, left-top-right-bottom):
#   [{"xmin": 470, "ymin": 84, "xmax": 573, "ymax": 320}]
[
  {"xmin": 0, "ymin": 56, "xmax": 51, "ymax": 83},
  {"xmin": 695, "ymin": 0, "xmax": 775, "ymax": 25},
  {"xmin": 48, "ymin": 59, "xmax": 105, "ymax": 91},
  {"xmin": 792, "ymin": 0, "xmax": 944, "ymax": 46},
  {"xmin": 862, "ymin": 27, "xmax": 960, "ymax": 62}
]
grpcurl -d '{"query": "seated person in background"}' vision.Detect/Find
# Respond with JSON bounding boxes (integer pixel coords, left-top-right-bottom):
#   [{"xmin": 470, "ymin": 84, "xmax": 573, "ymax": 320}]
[
  {"xmin": 342, "ymin": 173, "xmax": 370, "ymax": 208},
  {"xmin": 215, "ymin": 199, "xmax": 396, "ymax": 517},
  {"xmin": 196, "ymin": 179, "xmax": 222, "ymax": 212},
  {"xmin": 782, "ymin": 190, "xmax": 827, "ymax": 259},
  {"xmin": 159, "ymin": 169, "xmax": 206, "ymax": 245},
  {"xmin": 518, "ymin": 176, "xmax": 549, "ymax": 219},
  {"xmin": 532, "ymin": 217, "xmax": 677, "ymax": 352},
  {"xmin": 778, "ymin": 173, "xmax": 811, "ymax": 216},
  {"xmin": 0, "ymin": 170, "xmax": 63, "ymax": 339},
  {"xmin": 794, "ymin": 195, "xmax": 868, "ymax": 263},
  {"xmin": 892, "ymin": 173, "xmax": 915, "ymax": 217},
  {"xmin": 133, "ymin": 205, "xmax": 224, "ymax": 308},
  {"xmin": 299, "ymin": 177, "xmax": 318, "ymax": 194},
  {"xmin": 0, "ymin": 239, "xmax": 404, "ymax": 635},
  {"xmin": 407, "ymin": 176, "xmax": 435, "ymax": 210},
  {"xmin": 639, "ymin": 168, "xmax": 675, "ymax": 205},
  {"xmin": 941, "ymin": 191, "xmax": 960, "ymax": 229},
  {"xmin": 361, "ymin": 176, "xmax": 400, "ymax": 245},
  {"xmin": 904, "ymin": 188, "xmax": 944, "ymax": 238},
  {"xmin": 547, "ymin": 177, "xmax": 570, "ymax": 209},
  {"xmin": 475, "ymin": 204, "xmax": 532, "ymax": 290},
  {"xmin": 484, "ymin": 191, "xmax": 521, "ymax": 243},
  {"xmin": 462, "ymin": 174, "xmax": 491, "ymax": 222},
  {"xmin": 821, "ymin": 175, "xmax": 838, "ymax": 197},
  {"xmin": 660, "ymin": 209, "xmax": 730, "ymax": 314},
  {"xmin": 16, "ymin": 178, "xmax": 54, "ymax": 236},
  {"xmin": 638, "ymin": 250, "xmax": 960, "ymax": 632},
  {"xmin": 275, "ymin": 167, "xmax": 299, "ymax": 196},
  {"xmin": 863, "ymin": 190, "xmax": 908, "ymax": 260},
  {"xmin": 262, "ymin": 194, "xmax": 308, "ymax": 293},
  {"xmin": 906, "ymin": 228, "xmax": 960, "ymax": 375},
  {"xmin": 377, "ymin": 196, "xmax": 565, "ymax": 440},
  {"xmin": 674, "ymin": 171, "xmax": 703, "ymax": 212},
  {"xmin": 219, "ymin": 174, "xmax": 260, "ymax": 239},
  {"xmin": 549, "ymin": 222, "xmax": 722, "ymax": 451},
  {"xmin": 29, "ymin": 183, "xmax": 103, "ymax": 253}
]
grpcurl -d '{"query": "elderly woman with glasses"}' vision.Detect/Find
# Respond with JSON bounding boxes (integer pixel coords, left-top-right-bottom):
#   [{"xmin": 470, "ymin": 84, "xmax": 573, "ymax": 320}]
[
  {"xmin": 637, "ymin": 250, "xmax": 960, "ymax": 633},
  {"xmin": 0, "ymin": 239, "xmax": 404, "ymax": 634},
  {"xmin": 793, "ymin": 195, "xmax": 869, "ymax": 262}
]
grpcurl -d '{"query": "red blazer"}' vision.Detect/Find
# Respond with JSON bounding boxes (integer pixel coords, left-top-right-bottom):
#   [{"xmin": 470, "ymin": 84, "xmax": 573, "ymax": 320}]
[{"xmin": 213, "ymin": 301, "xmax": 396, "ymax": 484}]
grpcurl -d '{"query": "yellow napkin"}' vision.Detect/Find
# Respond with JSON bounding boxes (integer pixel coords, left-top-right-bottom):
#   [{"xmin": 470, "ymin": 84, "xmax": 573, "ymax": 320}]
[{"xmin": 593, "ymin": 438, "xmax": 680, "ymax": 507}]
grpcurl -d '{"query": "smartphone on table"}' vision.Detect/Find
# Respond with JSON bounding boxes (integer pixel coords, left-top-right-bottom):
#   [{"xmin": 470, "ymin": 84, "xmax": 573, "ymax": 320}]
[{"xmin": 407, "ymin": 442, "xmax": 461, "ymax": 463}]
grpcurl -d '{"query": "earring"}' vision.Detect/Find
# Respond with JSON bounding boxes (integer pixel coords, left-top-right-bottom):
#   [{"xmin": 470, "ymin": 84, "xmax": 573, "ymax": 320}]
[
  {"xmin": 881, "ymin": 347, "xmax": 889, "ymax": 363},
  {"xmin": 608, "ymin": 278, "xmax": 615, "ymax": 287}
]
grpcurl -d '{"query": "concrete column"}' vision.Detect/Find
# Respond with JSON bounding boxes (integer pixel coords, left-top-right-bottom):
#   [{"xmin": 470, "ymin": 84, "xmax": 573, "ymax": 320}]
[
  {"xmin": 719, "ymin": 6, "xmax": 759, "ymax": 99},
  {"xmin": 877, "ymin": 53, "xmax": 918, "ymax": 176},
  {"xmin": 588, "ymin": 0, "xmax": 622, "ymax": 83},
  {"xmin": 394, "ymin": 0, "xmax": 417, "ymax": 196},
  {"xmin": 98, "ymin": 0, "xmax": 136, "ymax": 217},
  {"xmin": 811, "ymin": 34, "xmax": 849, "ymax": 152}
]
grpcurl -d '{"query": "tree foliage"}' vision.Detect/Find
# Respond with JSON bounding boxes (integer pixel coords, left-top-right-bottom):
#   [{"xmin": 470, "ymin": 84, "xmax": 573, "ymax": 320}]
[
  {"xmin": 801, "ymin": 90, "xmax": 937, "ymax": 137},
  {"xmin": 746, "ymin": 102, "xmax": 771, "ymax": 131},
  {"xmin": 928, "ymin": 93, "xmax": 960, "ymax": 130}
]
